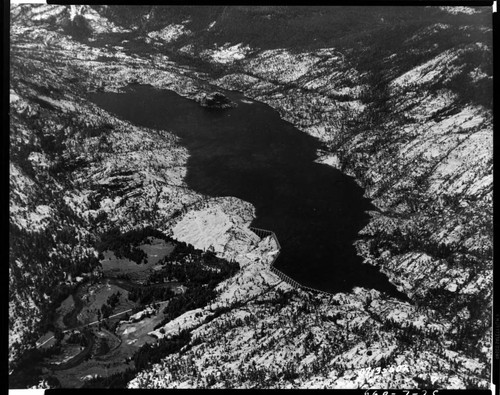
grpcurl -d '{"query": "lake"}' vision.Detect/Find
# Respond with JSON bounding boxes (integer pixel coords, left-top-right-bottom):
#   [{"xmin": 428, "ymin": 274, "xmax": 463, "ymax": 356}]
[{"xmin": 90, "ymin": 84, "xmax": 405, "ymax": 298}]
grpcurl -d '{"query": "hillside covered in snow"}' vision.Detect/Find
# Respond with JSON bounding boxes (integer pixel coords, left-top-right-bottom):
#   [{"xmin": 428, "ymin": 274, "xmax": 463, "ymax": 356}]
[{"xmin": 9, "ymin": 5, "xmax": 492, "ymax": 390}]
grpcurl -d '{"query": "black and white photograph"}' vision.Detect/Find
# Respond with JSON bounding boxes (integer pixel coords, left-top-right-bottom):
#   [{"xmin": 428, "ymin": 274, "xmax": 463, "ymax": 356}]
[{"xmin": 8, "ymin": 3, "xmax": 494, "ymax": 390}]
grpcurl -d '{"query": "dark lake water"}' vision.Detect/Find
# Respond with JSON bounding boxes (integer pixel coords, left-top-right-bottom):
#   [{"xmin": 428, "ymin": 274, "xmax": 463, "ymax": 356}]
[{"xmin": 90, "ymin": 84, "xmax": 405, "ymax": 298}]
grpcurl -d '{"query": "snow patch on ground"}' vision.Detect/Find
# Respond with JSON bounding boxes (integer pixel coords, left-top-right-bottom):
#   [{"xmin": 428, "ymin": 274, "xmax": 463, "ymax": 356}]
[
  {"xmin": 390, "ymin": 49, "xmax": 459, "ymax": 88},
  {"xmin": 406, "ymin": 23, "xmax": 451, "ymax": 44},
  {"xmin": 245, "ymin": 49, "xmax": 322, "ymax": 84},
  {"xmin": 315, "ymin": 152, "xmax": 341, "ymax": 169},
  {"xmin": 148, "ymin": 24, "xmax": 191, "ymax": 43},
  {"xmin": 171, "ymin": 197, "xmax": 256, "ymax": 256},
  {"xmin": 76, "ymin": 5, "xmax": 130, "ymax": 34},
  {"xmin": 149, "ymin": 308, "xmax": 208, "ymax": 340},
  {"xmin": 439, "ymin": 6, "xmax": 482, "ymax": 15},
  {"xmin": 201, "ymin": 43, "xmax": 253, "ymax": 65}
]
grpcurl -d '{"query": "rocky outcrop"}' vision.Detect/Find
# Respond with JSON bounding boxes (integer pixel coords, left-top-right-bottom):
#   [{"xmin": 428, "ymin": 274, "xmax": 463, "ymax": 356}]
[{"xmin": 197, "ymin": 92, "xmax": 236, "ymax": 109}]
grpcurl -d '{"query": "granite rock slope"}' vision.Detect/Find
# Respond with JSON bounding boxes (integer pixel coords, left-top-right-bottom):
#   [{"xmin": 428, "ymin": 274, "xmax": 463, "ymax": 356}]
[{"xmin": 9, "ymin": 5, "xmax": 492, "ymax": 389}]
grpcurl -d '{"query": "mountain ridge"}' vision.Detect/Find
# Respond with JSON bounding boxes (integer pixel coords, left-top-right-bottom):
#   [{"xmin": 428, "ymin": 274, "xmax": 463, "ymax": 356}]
[{"xmin": 9, "ymin": 4, "xmax": 492, "ymax": 389}]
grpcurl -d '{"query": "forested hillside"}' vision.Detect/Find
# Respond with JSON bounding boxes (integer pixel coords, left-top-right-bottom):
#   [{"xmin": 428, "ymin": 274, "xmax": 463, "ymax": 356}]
[{"xmin": 9, "ymin": 5, "xmax": 492, "ymax": 389}]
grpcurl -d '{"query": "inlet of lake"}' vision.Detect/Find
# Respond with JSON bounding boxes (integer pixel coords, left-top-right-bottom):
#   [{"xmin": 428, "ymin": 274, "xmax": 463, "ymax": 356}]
[{"xmin": 90, "ymin": 84, "xmax": 404, "ymax": 299}]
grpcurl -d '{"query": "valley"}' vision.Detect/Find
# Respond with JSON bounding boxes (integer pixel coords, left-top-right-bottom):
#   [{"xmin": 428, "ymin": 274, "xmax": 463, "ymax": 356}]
[
  {"xmin": 9, "ymin": 5, "xmax": 493, "ymax": 390},
  {"xmin": 11, "ymin": 228, "xmax": 241, "ymax": 388}
]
